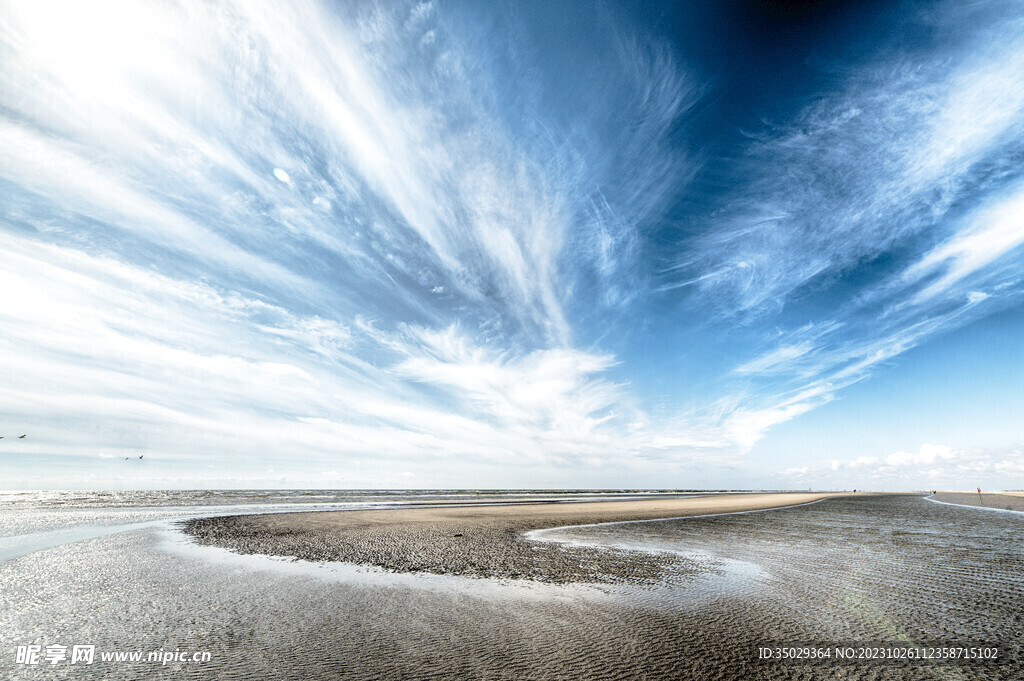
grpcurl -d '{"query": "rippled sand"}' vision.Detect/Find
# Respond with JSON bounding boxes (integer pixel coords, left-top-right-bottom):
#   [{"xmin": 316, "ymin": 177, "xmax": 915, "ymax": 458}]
[{"xmin": 2, "ymin": 495, "xmax": 1021, "ymax": 680}]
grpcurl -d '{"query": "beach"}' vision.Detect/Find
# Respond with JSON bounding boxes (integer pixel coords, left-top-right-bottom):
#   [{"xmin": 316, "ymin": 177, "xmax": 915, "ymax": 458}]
[
  {"xmin": 3, "ymin": 492, "xmax": 1021, "ymax": 680},
  {"xmin": 931, "ymin": 492, "xmax": 1024, "ymax": 512}
]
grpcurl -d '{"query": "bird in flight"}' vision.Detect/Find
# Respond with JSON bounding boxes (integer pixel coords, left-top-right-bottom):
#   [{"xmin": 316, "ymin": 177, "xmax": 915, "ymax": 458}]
[{"xmin": 19, "ymin": 434, "xmax": 26, "ymax": 438}]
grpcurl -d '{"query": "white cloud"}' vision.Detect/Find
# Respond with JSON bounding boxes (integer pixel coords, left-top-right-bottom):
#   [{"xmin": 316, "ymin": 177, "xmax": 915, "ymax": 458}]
[
  {"xmin": 904, "ymin": 181, "xmax": 1024, "ymax": 303},
  {"xmin": 734, "ymin": 342, "xmax": 815, "ymax": 375},
  {"xmin": 884, "ymin": 443, "xmax": 956, "ymax": 468},
  {"xmin": 0, "ymin": 122, "xmax": 304, "ymax": 290},
  {"xmin": 672, "ymin": 2, "xmax": 1024, "ymax": 324},
  {"xmin": 777, "ymin": 445, "xmax": 1024, "ymax": 490},
  {"xmin": 0, "ymin": 235, "xmax": 683, "ymax": 478},
  {"xmin": 641, "ymin": 3, "xmax": 1024, "ymax": 469},
  {"xmin": 724, "ymin": 400, "xmax": 818, "ymax": 451}
]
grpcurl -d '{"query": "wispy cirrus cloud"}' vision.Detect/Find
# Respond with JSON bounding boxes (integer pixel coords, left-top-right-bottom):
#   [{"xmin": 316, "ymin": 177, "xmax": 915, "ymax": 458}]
[
  {"xmin": 675, "ymin": 22, "xmax": 1024, "ymax": 315},
  {"xmin": 658, "ymin": 0, "xmax": 1024, "ymax": 447},
  {"xmin": 901, "ymin": 180, "xmax": 1024, "ymax": 305},
  {"xmin": 0, "ymin": 235, "xmax": 640, "ymax": 481},
  {"xmin": 1, "ymin": 0, "xmax": 705, "ymax": 488}
]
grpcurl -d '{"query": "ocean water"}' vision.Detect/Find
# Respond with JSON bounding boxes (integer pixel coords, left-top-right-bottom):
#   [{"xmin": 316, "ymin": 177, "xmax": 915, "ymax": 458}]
[{"xmin": 1, "ymin": 492, "xmax": 1021, "ymax": 680}]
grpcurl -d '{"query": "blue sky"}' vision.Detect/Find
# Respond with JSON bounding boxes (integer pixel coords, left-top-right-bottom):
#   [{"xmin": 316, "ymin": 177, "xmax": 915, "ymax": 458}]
[{"xmin": 1, "ymin": 0, "xmax": 1022, "ymax": 490}]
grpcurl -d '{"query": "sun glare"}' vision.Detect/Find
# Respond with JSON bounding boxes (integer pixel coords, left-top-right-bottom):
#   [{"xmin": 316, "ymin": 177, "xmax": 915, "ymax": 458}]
[{"xmin": 7, "ymin": 0, "xmax": 175, "ymax": 103}]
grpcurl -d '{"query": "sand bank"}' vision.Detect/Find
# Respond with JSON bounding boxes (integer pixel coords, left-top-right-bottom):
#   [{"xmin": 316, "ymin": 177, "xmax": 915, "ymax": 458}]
[
  {"xmin": 184, "ymin": 492, "xmax": 848, "ymax": 584},
  {"xmin": 931, "ymin": 491, "xmax": 1024, "ymax": 512}
]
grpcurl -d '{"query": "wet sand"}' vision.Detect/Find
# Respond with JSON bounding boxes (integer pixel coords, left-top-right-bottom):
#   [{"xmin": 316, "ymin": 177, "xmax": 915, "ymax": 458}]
[
  {"xmin": 184, "ymin": 492, "xmax": 840, "ymax": 583},
  {"xmin": 932, "ymin": 492, "xmax": 1024, "ymax": 512}
]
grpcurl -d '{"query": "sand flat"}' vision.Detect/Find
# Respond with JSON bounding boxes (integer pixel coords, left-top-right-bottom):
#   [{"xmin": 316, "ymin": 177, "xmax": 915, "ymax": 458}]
[
  {"xmin": 932, "ymin": 491, "xmax": 1024, "ymax": 512},
  {"xmin": 218, "ymin": 491, "xmax": 842, "ymax": 526},
  {"xmin": 184, "ymin": 492, "xmax": 850, "ymax": 583}
]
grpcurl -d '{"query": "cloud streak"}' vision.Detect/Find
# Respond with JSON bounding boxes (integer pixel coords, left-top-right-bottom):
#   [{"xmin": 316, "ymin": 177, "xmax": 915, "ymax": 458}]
[{"xmin": 660, "ymin": 0, "xmax": 1024, "ymax": 446}]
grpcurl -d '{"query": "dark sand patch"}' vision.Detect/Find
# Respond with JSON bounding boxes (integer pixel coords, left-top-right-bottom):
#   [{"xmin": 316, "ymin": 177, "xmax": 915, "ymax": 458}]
[{"xmin": 183, "ymin": 492, "xmax": 837, "ymax": 584}]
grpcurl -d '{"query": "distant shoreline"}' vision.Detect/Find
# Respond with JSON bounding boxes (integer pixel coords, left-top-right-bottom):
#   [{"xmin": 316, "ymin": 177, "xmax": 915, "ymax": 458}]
[{"xmin": 929, "ymin": 492, "xmax": 1024, "ymax": 513}]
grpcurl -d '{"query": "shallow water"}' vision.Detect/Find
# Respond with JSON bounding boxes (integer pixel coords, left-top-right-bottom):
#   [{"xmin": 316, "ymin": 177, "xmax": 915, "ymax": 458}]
[
  {"xmin": 1, "ymin": 494, "xmax": 1020, "ymax": 680},
  {"xmin": 0, "ymin": 489, "xmax": 700, "ymax": 511},
  {"xmin": 0, "ymin": 489, "xmax": 685, "ymax": 561}
]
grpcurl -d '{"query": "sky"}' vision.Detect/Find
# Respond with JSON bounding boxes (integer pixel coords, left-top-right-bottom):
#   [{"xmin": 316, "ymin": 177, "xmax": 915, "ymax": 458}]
[{"xmin": 1, "ymin": 0, "xmax": 1022, "ymax": 490}]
